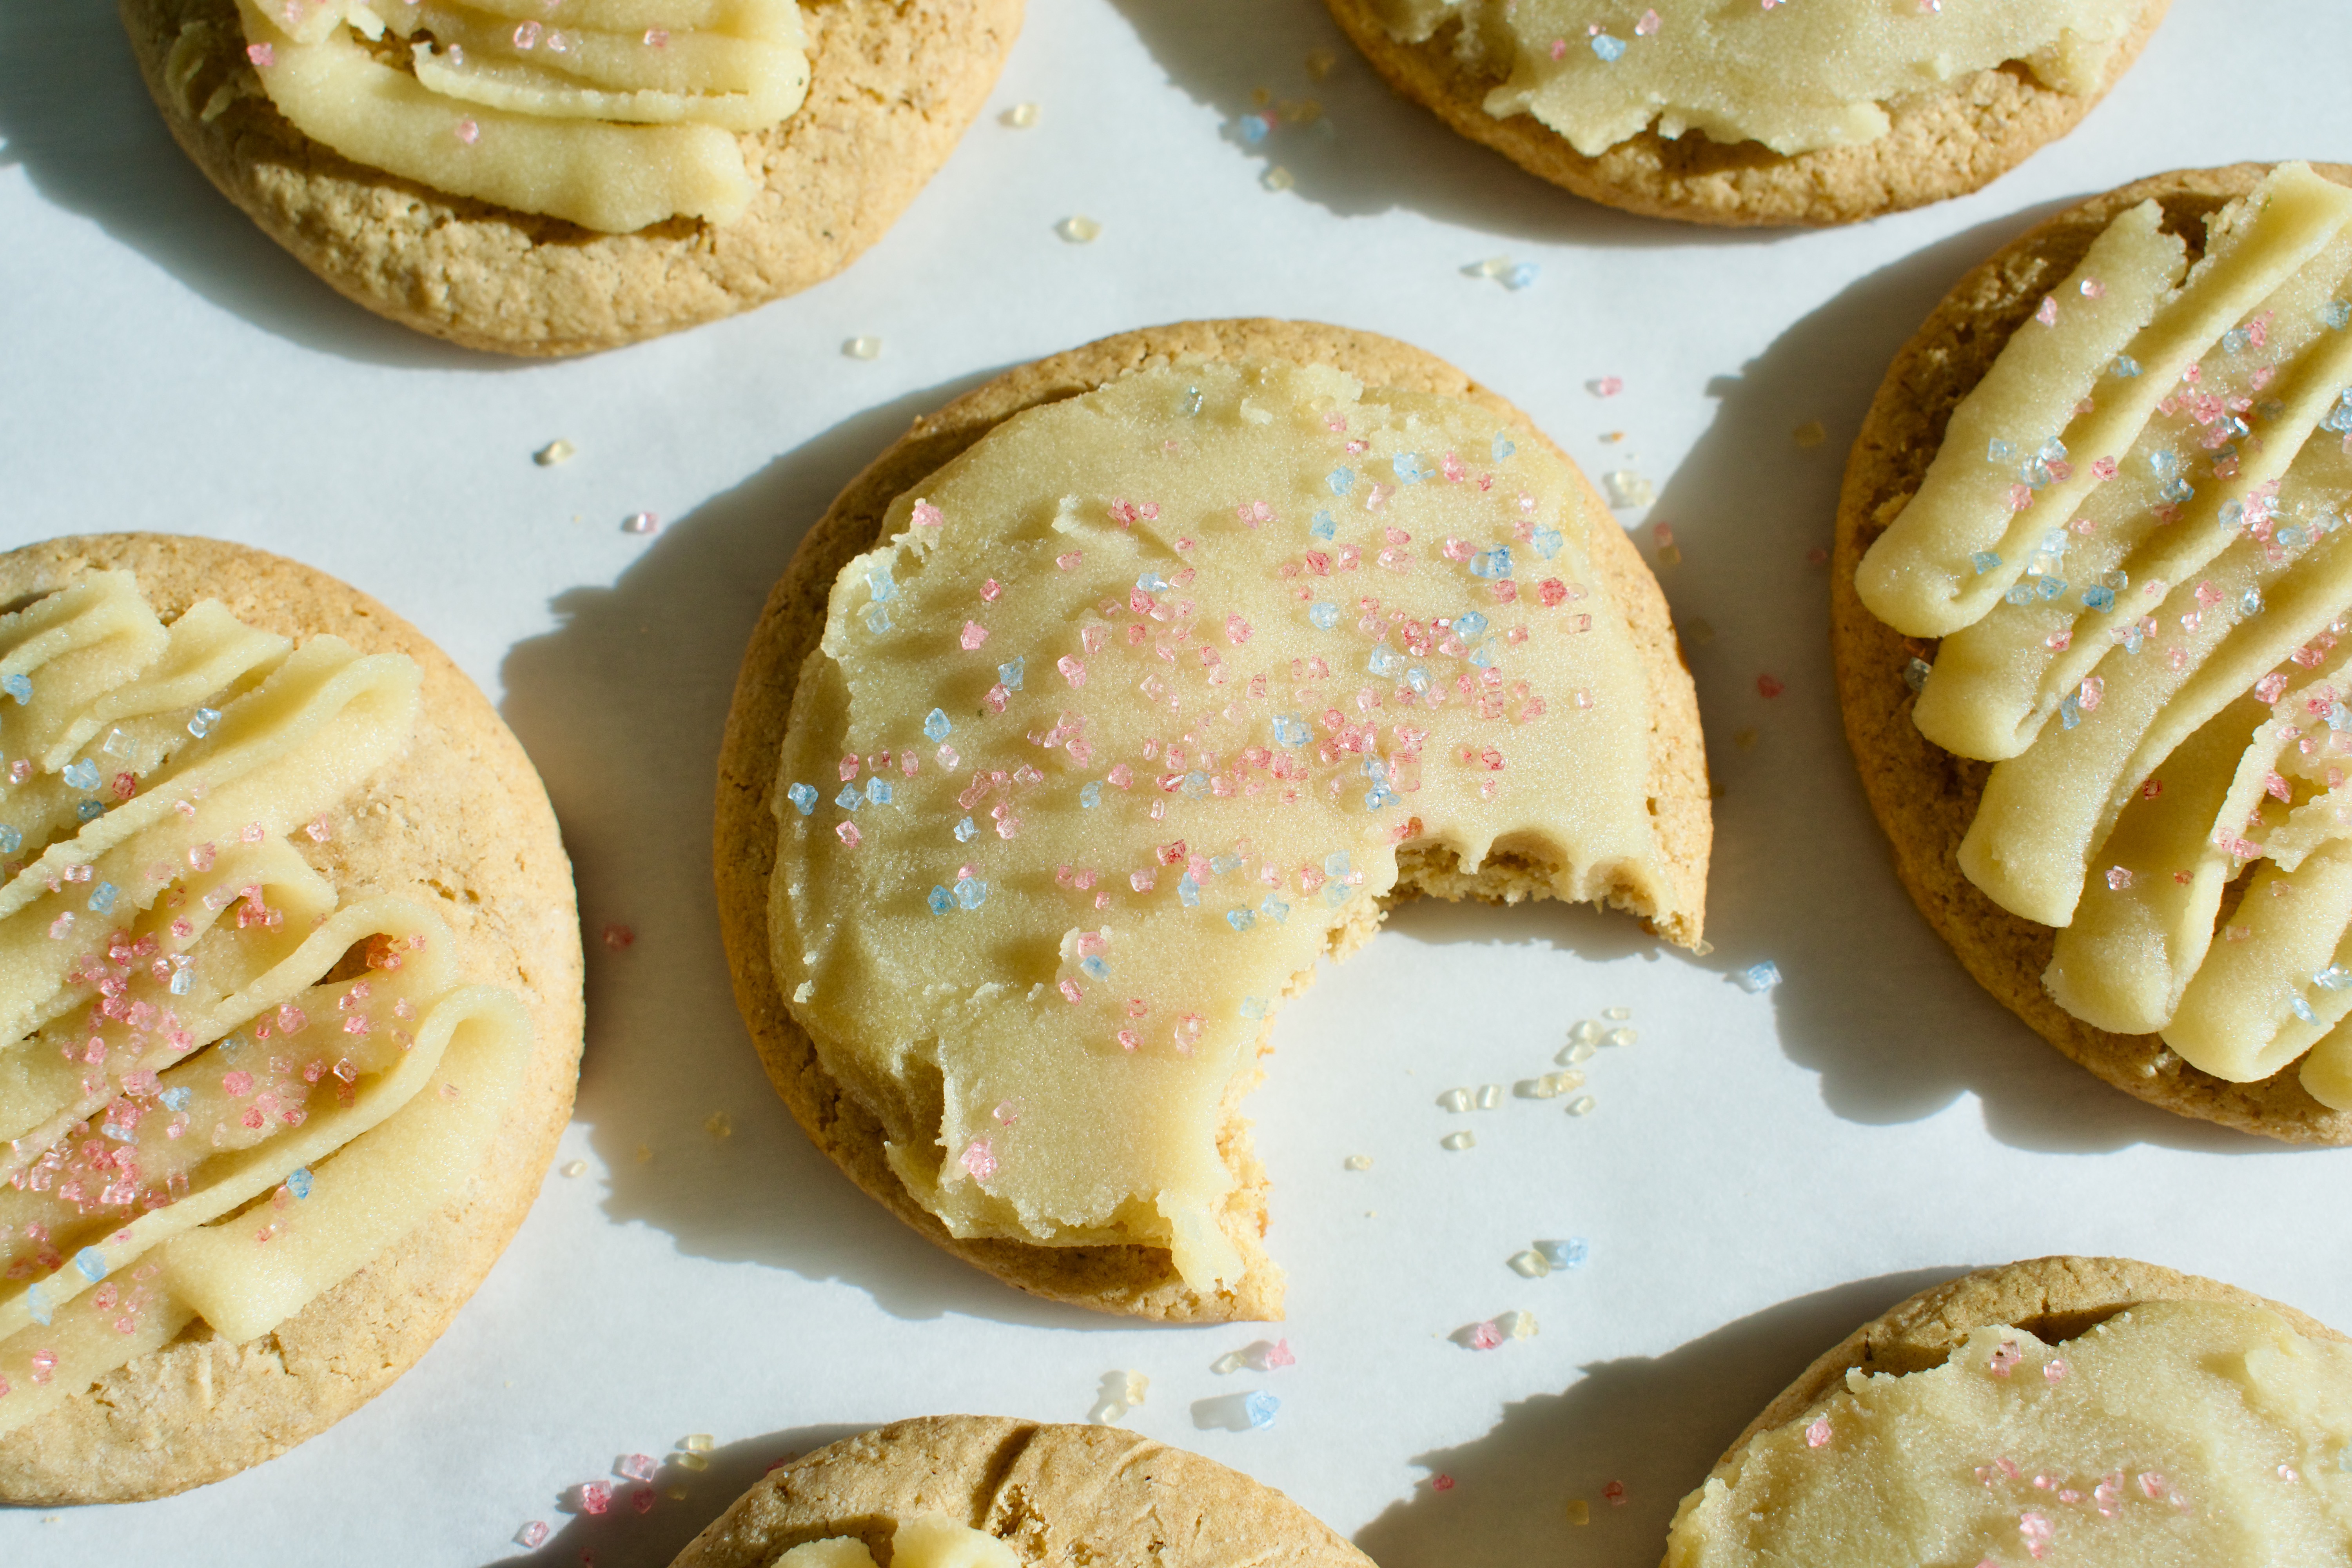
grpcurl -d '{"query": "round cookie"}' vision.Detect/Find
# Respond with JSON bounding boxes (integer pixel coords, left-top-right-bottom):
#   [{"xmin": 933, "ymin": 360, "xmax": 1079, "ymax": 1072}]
[
  {"xmin": 1677, "ymin": 1255, "xmax": 2346, "ymax": 1547},
  {"xmin": 1831, "ymin": 163, "xmax": 2352, "ymax": 1146},
  {"xmin": 0, "ymin": 533, "xmax": 583, "ymax": 1504},
  {"xmin": 670, "ymin": 1415, "xmax": 1374, "ymax": 1568},
  {"xmin": 118, "ymin": 0, "xmax": 1025, "ymax": 356},
  {"xmin": 1319, "ymin": 0, "xmax": 2171, "ymax": 227},
  {"xmin": 715, "ymin": 318, "xmax": 1711, "ymax": 1321}
]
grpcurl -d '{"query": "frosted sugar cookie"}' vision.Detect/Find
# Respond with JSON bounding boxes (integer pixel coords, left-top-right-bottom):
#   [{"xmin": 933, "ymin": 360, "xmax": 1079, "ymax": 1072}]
[
  {"xmin": 716, "ymin": 319, "xmax": 1710, "ymax": 1321},
  {"xmin": 120, "ymin": 0, "xmax": 1023, "ymax": 354},
  {"xmin": 1836, "ymin": 163, "xmax": 2352, "ymax": 1143},
  {"xmin": 671, "ymin": 1415, "xmax": 1374, "ymax": 1568},
  {"xmin": 1664, "ymin": 1257, "xmax": 2351, "ymax": 1568},
  {"xmin": 0, "ymin": 535, "xmax": 582, "ymax": 1503},
  {"xmin": 1322, "ymin": 0, "xmax": 2170, "ymax": 226}
]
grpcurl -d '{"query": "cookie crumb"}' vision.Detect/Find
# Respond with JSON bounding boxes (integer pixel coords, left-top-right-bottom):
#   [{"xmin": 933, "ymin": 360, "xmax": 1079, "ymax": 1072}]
[
  {"xmin": 1440, "ymin": 1129, "xmax": 1475, "ymax": 1150},
  {"xmin": 1056, "ymin": 215, "xmax": 1102, "ymax": 243},
  {"xmin": 1653, "ymin": 522, "xmax": 1680, "ymax": 565},
  {"xmin": 1793, "ymin": 419, "xmax": 1828, "ymax": 447},
  {"xmin": 1261, "ymin": 166, "xmax": 1294, "ymax": 191},
  {"xmin": 705, "ymin": 1111, "xmax": 731, "ymax": 1140},
  {"xmin": 534, "ymin": 439, "xmax": 575, "ymax": 466},
  {"xmin": 1305, "ymin": 47, "xmax": 1336, "ymax": 79},
  {"xmin": 1000, "ymin": 102, "xmax": 1038, "ymax": 127},
  {"xmin": 1566, "ymin": 1499, "xmax": 1591, "ymax": 1525}
]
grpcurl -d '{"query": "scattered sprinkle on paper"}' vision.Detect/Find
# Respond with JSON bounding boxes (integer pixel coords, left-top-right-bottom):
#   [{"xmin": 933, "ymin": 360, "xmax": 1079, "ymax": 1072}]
[
  {"xmin": 622, "ymin": 512, "xmax": 659, "ymax": 535},
  {"xmin": 843, "ymin": 336, "xmax": 882, "ymax": 360},
  {"xmin": 1056, "ymin": 215, "xmax": 1102, "ymax": 243},
  {"xmin": 534, "ymin": 439, "xmax": 575, "ymax": 466},
  {"xmin": 1793, "ymin": 419, "xmax": 1828, "ymax": 447},
  {"xmin": 704, "ymin": 1111, "xmax": 731, "ymax": 1140},
  {"xmin": 560, "ymin": 1159, "xmax": 588, "ymax": 1177},
  {"xmin": 1588, "ymin": 376, "xmax": 1623, "ymax": 397},
  {"xmin": 1736, "ymin": 960, "xmax": 1782, "ymax": 993},
  {"xmin": 1602, "ymin": 470, "xmax": 1655, "ymax": 508},
  {"xmin": 1262, "ymin": 165, "xmax": 1294, "ymax": 191},
  {"xmin": 1000, "ymin": 102, "xmax": 1038, "ymax": 127}
]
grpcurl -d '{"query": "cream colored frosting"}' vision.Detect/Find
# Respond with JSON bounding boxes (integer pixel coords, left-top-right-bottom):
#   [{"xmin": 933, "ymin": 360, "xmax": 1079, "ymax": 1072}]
[
  {"xmin": 1373, "ymin": 0, "xmax": 2138, "ymax": 158},
  {"xmin": 1855, "ymin": 164, "xmax": 2352, "ymax": 1107},
  {"xmin": 232, "ymin": 0, "xmax": 808, "ymax": 230},
  {"xmin": 773, "ymin": 360, "xmax": 1686, "ymax": 1291},
  {"xmin": 778, "ymin": 1514, "xmax": 1020, "ymax": 1568},
  {"xmin": 1666, "ymin": 1301, "xmax": 2352, "ymax": 1568},
  {"xmin": 0, "ymin": 573, "xmax": 532, "ymax": 1436}
]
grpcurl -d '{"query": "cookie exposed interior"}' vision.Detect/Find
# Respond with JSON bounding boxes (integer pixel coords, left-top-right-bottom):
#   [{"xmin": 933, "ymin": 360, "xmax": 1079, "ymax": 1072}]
[
  {"xmin": 670, "ymin": 1415, "xmax": 1375, "ymax": 1568},
  {"xmin": 715, "ymin": 319, "xmax": 1710, "ymax": 1321},
  {"xmin": 118, "ymin": 0, "xmax": 1024, "ymax": 355},
  {"xmin": 1319, "ymin": 0, "xmax": 2171, "ymax": 227},
  {"xmin": 1830, "ymin": 163, "xmax": 2352, "ymax": 1145},
  {"xmin": 0, "ymin": 534, "xmax": 582, "ymax": 1504}
]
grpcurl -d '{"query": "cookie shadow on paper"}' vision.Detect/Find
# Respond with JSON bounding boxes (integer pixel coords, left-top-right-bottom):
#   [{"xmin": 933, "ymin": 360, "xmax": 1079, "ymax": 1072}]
[{"xmin": 1353, "ymin": 1266, "xmax": 1960, "ymax": 1568}]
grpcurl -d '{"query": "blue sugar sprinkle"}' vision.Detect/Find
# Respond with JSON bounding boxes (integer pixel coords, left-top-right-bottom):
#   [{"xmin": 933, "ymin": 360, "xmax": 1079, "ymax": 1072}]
[
  {"xmin": 0, "ymin": 673, "xmax": 29, "ymax": 704},
  {"xmin": 1406, "ymin": 666, "xmax": 1431, "ymax": 695},
  {"xmin": 863, "ymin": 604, "xmax": 891, "ymax": 634},
  {"xmin": 2292, "ymin": 996, "xmax": 2319, "ymax": 1024},
  {"xmin": 1469, "ymin": 547, "xmax": 1513, "ymax": 580},
  {"xmin": 74, "ymin": 1248, "xmax": 107, "ymax": 1283},
  {"xmin": 787, "ymin": 783, "xmax": 818, "ymax": 816},
  {"xmin": 170, "ymin": 966, "xmax": 193, "ymax": 996},
  {"xmin": 1530, "ymin": 526, "xmax": 1563, "ymax": 559},
  {"xmin": 1455, "ymin": 611, "xmax": 1490, "ymax": 640},
  {"xmin": 1986, "ymin": 438, "xmax": 2016, "ymax": 463},
  {"xmin": 955, "ymin": 817, "xmax": 978, "ymax": 842},
  {"xmin": 2325, "ymin": 301, "xmax": 2352, "ymax": 331},
  {"xmin": 1393, "ymin": 452, "xmax": 1426, "ymax": 484},
  {"xmin": 835, "ymin": 784, "xmax": 862, "ymax": 811},
  {"xmin": 1735, "ymin": 960, "xmax": 1782, "ymax": 994},
  {"xmin": 1535, "ymin": 1238, "xmax": 1589, "ymax": 1269},
  {"xmin": 2035, "ymin": 577, "xmax": 2066, "ymax": 602},
  {"xmin": 2080, "ymin": 586, "xmax": 2116, "ymax": 612},
  {"xmin": 1080, "ymin": 782, "xmax": 1103, "ymax": 808},
  {"xmin": 286, "ymin": 1167, "xmax": 312, "ymax": 1200},
  {"xmin": 1239, "ymin": 996, "xmax": 1270, "ymax": 1020},
  {"xmin": 76, "ymin": 801, "xmax": 103, "ymax": 822},
  {"xmin": 1904, "ymin": 659, "xmax": 1931, "ymax": 693},
  {"xmin": 0, "ymin": 826, "xmax": 17, "ymax": 854},
  {"xmin": 2220, "ymin": 499, "xmax": 2247, "ymax": 530},
  {"xmin": 1178, "ymin": 874, "xmax": 1200, "ymax": 909},
  {"xmin": 999, "ymin": 657, "xmax": 1025, "ymax": 692},
  {"xmin": 60, "ymin": 759, "xmax": 99, "ymax": 792},
  {"xmin": 88, "ymin": 882, "xmax": 116, "ymax": 913},
  {"xmin": 865, "ymin": 779, "xmax": 892, "ymax": 806},
  {"xmin": 1080, "ymin": 955, "xmax": 1109, "ymax": 980},
  {"xmin": 1310, "ymin": 511, "xmax": 1337, "ymax": 540},
  {"xmin": 928, "ymin": 886, "xmax": 954, "ymax": 916},
  {"xmin": 188, "ymin": 706, "xmax": 221, "ymax": 739},
  {"xmin": 954, "ymin": 876, "xmax": 988, "ymax": 911},
  {"xmin": 2241, "ymin": 588, "xmax": 2265, "ymax": 617},
  {"xmin": 1327, "ymin": 852, "xmax": 1353, "ymax": 878},
  {"xmin": 2005, "ymin": 584, "xmax": 2035, "ymax": 607},
  {"xmin": 1260, "ymin": 898, "xmax": 1290, "ymax": 924},
  {"xmin": 1470, "ymin": 645, "xmax": 1497, "ymax": 670},
  {"xmin": 867, "ymin": 564, "xmax": 897, "ymax": 603},
  {"xmin": 1308, "ymin": 602, "xmax": 1340, "ymax": 631},
  {"xmin": 1502, "ymin": 262, "xmax": 1540, "ymax": 291},
  {"xmin": 2221, "ymin": 327, "xmax": 2251, "ymax": 354},
  {"xmin": 1235, "ymin": 113, "xmax": 1271, "ymax": 145},
  {"xmin": 26, "ymin": 1284, "xmax": 49, "ymax": 1326},
  {"xmin": 161, "ymin": 1086, "xmax": 192, "ymax": 1112},
  {"xmin": 1210, "ymin": 854, "xmax": 1241, "ymax": 875},
  {"xmin": 2160, "ymin": 477, "xmax": 2194, "ymax": 505},
  {"xmin": 1183, "ymin": 771, "xmax": 1209, "ymax": 798},
  {"xmin": 1367, "ymin": 644, "xmax": 1403, "ymax": 677},
  {"xmin": 1137, "ymin": 572, "xmax": 1170, "ymax": 593},
  {"xmin": 2317, "ymin": 965, "xmax": 2352, "ymax": 990},
  {"xmin": 1327, "ymin": 467, "xmax": 1355, "ymax": 497},
  {"xmin": 2150, "ymin": 448, "xmax": 2180, "ymax": 479},
  {"xmin": 923, "ymin": 708, "xmax": 952, "ymax": 742},
  {"xmin": 2111, "ymin": 355, "xmax": 2141, "ymax": 378},
  {"xmin": 1243, "ymin": 1392, "xmax": 1280, "ymax": 1428},
  {"xmin": 1492, "ymin": 434, "xmax": 1516, "ymax": 462},
  {"xmin": 2060, "ymin": 693, "xmax": 2083, "ymax": 730},
  {"xmin": 1971, "ymin": 551, "xmax": 2002, "ymax": 575},
  {"xmin": 1272, "ymin": 714, "xmax": 1309, "ymax": 748},
  {"xmin": 1589, "ymin": 32, "xmax": 1625, "ymax": 60}
]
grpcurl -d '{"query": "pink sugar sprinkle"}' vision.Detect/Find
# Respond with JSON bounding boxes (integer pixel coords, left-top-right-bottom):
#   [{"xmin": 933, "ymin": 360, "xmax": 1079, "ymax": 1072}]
[
  {"xmin": 1467, "ymin": 1320, "xmax": 1502, "ymax": 1350},
  {"xmin": 961, "ymin": 1139, "xmax": 998, "ymax": 1180},
  {"xmin": 912, "ymin": 500, "xmax": 944, "ymax": 528},
  {"xmin": 1636, "ymin": 7, "xmax": 1661, "ymax": 32},
  {"xmin": 1757, "ymin": 674, "xmax": 1784, "ymax": 698},
  {"xmin": 1225, "ymin": 614, "xmax": 1252, "ymax": 644},
  {"xmin": 1058, "ymin": 979, "xmax": 1083, "ymax": 1004},
  {"xmin": 979, "ymin": 579, "xmax": 1002, "ymax": 602},
  {"xmin": 1602, "ymin": 1481, "xmax": 1626, "ymax": 1505},
  {"xmin": 1804, "ymin": 1417, "xmax": 1832, "ymax": 1448},
  {"xmin": 1236, "ymin": 501, "xmax": 1274, "ymax": 527},
  {"xmin": 2007, "ymin": 483, "xmax": 2033, "ymax": 512},
  {"xmin": 2138, "ymin": 1472, "xmax": 2167, "ymax": 1499},
  {"xmin": 960, "ymin": 622, "xmax": 990, "ymax": 651},
  {"xmin": 1989, "ymin": 1340, "xmax": 2021, "ymax": 1377},
  {"xmin": 2034, "ymin": 296, "xmax": 2059, "ymax": 327},
  {"xmin": 246, "ymin": 41, "xmax": 274, "ymax": 66},
  {"xmin": 643, "ymin": 25, "xmax": 668, "ymax": 45},
  {"xmin": 1433, "ymin": 1475, "xmax": 1455, "ymax": 1492},
  {"xmin": 1056, "ymin": 552, "xmax": 1083, "ymax": 571},
  {"xmin": 456, "ymin": 118, "xmax": 479, "ymax": 144},
  {"xmin": 617, "ymin": 1453, "xmax": 657, "ymax": 1482},
  {"xmin": 602, "ymin": 924, "xmax": 635, "ymax": 951},
  {"xmin": 1057, "ymin": 655, "xmax": 1086, "ymax": 688},
  {"xmin": 632, "ymin": 1487, "xmax": 656, "ymax": 1515},
  {"xmin": 579, "ymin": 1482, "xmax": 612, "ymax": 1515},
  {"xmin": 516, "ymin": 1523, "xmax": 550, "ymax": 1548},
  {"xmin": 1589, "ymin": 376, "xmax": 1624, "ymax": 397},
  {"xmin": 835, "ymin": 822, "xmax": 862, "ymax": 848},
  {"xmin": 2043, "ymin": 1357, "xmax": 2069, "ymax": 1383},
  {"xmin": 1117, "ymin": 1029, "xmax": 1140, "ymax": 1050}
]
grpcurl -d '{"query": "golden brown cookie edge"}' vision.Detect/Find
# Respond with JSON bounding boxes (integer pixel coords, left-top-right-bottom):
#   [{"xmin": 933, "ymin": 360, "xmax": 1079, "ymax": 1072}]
[
  {"xmin": 1829, "ymin": 163, "xmax": 2352, "ymax": 1146},
  {"xmin": 669, "ymin": 1414, "xmax": 1376, "ymax": 1568},
  {"xmin": 1319, "ymin": 0, "xmax": 2172, "ymax": 227},
  {"xmin": 713, "ymin": 318, "xmax": 1711, "ymax": 1322},
  {"xmin": 118, "ymin": 0, "xmax": 1026, "ymax": 357},
  {"xmin": 0, "ymin": 533, "xmax": 584, "ymax": 1503}
]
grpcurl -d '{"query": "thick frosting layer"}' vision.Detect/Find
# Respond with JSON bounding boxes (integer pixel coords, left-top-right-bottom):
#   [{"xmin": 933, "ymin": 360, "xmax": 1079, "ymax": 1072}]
[
  {"xmin": 233, "ymin": 0, "xmax": 808, "ymax": 230},
  {"xmin": 779, "ymin": 1515, "xmax": 1020, "ymax": 1568},
  {"xmin": 1373, "ymin": 0, "xmax": 2137, "ymax": 158},
  {"xmin": 1855, "ymin": 164, "xmax": 2352, "ymax": 1106},
  {"xmin": 1666, "ymin": 1300, "xmax": 2352, "ymax": 1568},
  {"xmin": 0, "ymin": 573, "xmax": 532, "ymax": 1436},
  {"xmin": 773, "ymin": 360, "xmax": 1689, "ymax": 1291}
]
